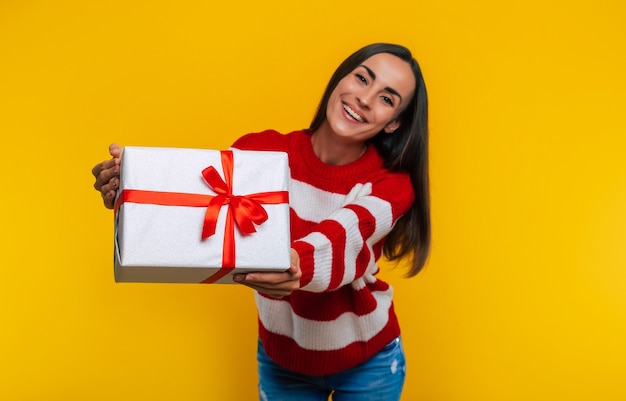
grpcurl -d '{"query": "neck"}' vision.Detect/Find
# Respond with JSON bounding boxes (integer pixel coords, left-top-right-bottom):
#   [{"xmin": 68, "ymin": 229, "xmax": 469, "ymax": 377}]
[{"xmin": 311, "ymin": 125, "xmax": 367, "ymax": 166}]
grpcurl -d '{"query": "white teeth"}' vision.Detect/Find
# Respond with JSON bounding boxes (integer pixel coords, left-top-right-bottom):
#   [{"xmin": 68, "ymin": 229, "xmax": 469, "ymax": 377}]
[{"xmin": 343, "ymin": 104, "xmax": 364, "ymax": 122}]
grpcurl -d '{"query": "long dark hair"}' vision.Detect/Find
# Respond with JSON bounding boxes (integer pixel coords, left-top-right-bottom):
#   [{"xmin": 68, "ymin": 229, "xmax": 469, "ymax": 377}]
[{"xmin": 310, "ymin": 43, "xmax": 431, "ymax": 277}]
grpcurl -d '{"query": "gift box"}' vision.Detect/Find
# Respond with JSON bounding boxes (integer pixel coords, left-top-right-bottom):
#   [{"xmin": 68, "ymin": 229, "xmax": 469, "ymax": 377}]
[{"xmin": 113, "ymin": 146, "xmax": 291, "ymax": 284}]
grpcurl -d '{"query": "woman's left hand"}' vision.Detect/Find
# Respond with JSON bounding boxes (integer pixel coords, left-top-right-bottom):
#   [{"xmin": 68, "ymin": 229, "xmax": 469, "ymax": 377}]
[{"xmin": 233, "ymin": 249, "xmax": 301, "ymax": 298}]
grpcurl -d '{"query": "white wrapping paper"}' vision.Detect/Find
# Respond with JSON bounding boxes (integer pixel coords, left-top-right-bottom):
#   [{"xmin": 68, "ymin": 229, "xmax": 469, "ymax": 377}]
[{"xmin": 114, "ymin": 146, "xmax": 291, "ymax": 284}]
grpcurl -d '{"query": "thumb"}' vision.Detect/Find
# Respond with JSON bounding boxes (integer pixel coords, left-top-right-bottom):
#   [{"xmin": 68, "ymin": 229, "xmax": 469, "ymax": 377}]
[
  {"xmin": 109, "ymin": 143, "xmax": 123, "ymax": 159},
  {"xmin": 289, "ymin": 249, "xmax": 300, "ymax": 274}
]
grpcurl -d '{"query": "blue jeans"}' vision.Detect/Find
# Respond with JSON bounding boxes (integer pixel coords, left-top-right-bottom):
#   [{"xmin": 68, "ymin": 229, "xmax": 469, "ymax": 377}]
[{"xmin": 257, "ymin": 337, "xmax": 406, "ymax": 401}]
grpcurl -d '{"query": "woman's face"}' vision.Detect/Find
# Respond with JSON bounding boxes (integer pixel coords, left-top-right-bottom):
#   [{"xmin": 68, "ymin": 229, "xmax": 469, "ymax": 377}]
[{"xmin": 324, "ymin": 52, "xmax": 416, "ymax": 143}]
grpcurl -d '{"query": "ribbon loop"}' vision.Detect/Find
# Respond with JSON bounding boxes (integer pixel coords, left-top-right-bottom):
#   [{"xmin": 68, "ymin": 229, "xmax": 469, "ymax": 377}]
[{"xmin": 202, "ymin": 166, "xmax": 230, "ymax": 196}]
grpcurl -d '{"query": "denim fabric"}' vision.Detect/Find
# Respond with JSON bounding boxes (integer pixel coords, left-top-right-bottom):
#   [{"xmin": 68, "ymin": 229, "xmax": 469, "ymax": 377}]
[{"xmin": 257, "ymin": 337, "xmax": 406, "ymax": 401}]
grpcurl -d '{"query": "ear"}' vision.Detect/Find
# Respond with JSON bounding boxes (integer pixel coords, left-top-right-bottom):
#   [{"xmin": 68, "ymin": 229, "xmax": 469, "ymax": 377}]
[{"xmin": 384, "ymin": 119, "xmax": 400, "ymax": 134}]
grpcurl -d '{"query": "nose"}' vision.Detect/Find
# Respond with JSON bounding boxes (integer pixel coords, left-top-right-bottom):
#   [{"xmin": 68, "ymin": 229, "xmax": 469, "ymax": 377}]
[{"xmin": 357, "ymin": 88, "xmax": 374, "ymax": 109}]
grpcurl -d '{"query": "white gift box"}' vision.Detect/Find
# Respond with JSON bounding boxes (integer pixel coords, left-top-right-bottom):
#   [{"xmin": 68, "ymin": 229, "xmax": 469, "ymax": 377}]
[{"xmin": 114, "ymin": 146, "xmax": 291, "ymax": 284}]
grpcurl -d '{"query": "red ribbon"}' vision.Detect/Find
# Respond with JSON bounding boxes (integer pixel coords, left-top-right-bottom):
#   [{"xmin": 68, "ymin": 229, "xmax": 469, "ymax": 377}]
[{"xmin": 115, "ymin": 150, "xmax": 288, "ymax": 283}]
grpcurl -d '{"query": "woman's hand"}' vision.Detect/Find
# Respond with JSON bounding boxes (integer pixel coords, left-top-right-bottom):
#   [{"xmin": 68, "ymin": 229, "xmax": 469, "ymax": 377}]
[
  {"xmin": 91, "ymin": 143, "xmax": 123, "ymax": 209},
  {"xmin": 233, "ymin": 249, "xmax": 301, "ymax": 298}
]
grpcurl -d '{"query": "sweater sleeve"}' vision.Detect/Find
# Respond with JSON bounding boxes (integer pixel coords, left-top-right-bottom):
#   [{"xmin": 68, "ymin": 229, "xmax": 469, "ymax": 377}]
[{"xmin": 291, "ymin": 171, "xmax": 414, "ymax": 293}]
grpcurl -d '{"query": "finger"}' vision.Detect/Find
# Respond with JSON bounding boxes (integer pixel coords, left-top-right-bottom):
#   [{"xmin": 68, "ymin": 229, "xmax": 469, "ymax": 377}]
[
  {"xmin": 92, "ymin": 159, "xmax": 120, "ymax": 209},
  {"xmin": 102, "ymin": 191, "xmax": 116, "ymax": 209},
  {"xmin": 244, "ymin": 271, "xmax": 298, "ymax": 284},
  {"xmin": 287, "ymin": 249, "xmax": 301, "ymax": 278},
  {"xmin": 92, "ymin": 159, "xmax": 119, "ymax": 189},
  {"xmin": 92, "ymin": 158, "xmax": 118, "ymax": 181},
  {"xmin": 287, "ymin": 263, "xmax": 300, "ymax": 275},
  {"xmin": 92, "ymin": 143, "xmax": 122, "ymax": 181},
  {"xmin": 233, "ymin": 273, "xmax": 298, "ymax": 294},
  {"xmin": 100, "ymin": 177, "xmax": 120, "ymax": 209},
  {"xmin": 109, "ymin": 143, "xmax": 123, "ymax": 158},
  {"xmin": 97, "ymin": 176, "xmax": 119, "ymax": 195}
]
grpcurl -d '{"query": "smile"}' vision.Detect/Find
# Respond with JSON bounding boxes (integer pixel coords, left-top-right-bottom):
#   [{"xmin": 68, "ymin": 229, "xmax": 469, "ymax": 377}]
[{"xmin": 343, "ymin": 104, "xmax": 366, "ymax": 123}]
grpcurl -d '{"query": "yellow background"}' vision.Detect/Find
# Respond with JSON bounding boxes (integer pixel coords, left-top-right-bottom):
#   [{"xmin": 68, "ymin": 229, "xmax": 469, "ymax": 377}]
[{"xmin": 1, "ymin": 0, "xmax": 625, "ymax": 400}]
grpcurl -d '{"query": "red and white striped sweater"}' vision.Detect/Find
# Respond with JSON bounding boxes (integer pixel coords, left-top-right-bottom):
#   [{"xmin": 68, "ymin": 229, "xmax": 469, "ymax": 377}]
[{"xmin": 232, "ymin": 129, "xmax": 414, "ymax": 375}]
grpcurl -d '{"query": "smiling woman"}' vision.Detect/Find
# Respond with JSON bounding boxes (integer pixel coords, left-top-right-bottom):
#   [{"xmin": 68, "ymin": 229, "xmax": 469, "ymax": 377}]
[
  {"xmin": 316, "ymin": 53, "xmax": 416, "ymax": 153},
  {"xmin": 91, "ymin": 42, "xmax": 430, "ymax": 401}
]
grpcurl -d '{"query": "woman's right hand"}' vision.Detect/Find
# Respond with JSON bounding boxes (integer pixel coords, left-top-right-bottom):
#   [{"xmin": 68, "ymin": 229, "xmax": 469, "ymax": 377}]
[{"xmin": 91, "ymin": 143, "xmax": 123, "ymax": 209}]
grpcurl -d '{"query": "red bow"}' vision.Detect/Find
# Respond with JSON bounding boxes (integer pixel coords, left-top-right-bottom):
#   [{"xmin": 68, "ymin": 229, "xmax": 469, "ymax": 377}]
[{"xmin": 201, "ymin": 151, "xmax": 270, "ymax": 240}]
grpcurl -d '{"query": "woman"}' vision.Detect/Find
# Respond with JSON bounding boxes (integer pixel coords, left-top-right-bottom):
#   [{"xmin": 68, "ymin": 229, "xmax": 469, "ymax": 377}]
[{"xmin": 92, "ymin": 42, "xmax": 430, "ymax": 401}]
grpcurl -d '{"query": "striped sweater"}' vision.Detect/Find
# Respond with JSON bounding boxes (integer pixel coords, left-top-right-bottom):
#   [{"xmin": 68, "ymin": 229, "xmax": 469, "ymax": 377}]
[{"xmin": 232, "ymin": 129, "xmax": 414, "ymax": 375}]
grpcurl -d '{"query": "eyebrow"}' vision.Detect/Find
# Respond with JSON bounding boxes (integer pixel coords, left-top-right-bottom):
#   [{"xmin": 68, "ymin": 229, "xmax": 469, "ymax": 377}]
[{"xmin": 359, "ymin": 64, "xmax": 403, "ymax": 104}]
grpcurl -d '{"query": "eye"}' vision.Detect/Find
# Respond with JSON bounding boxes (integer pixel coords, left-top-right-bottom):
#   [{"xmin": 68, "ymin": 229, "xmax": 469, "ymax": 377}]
[
  {"xmin": 355, "ymin": 73, "xmax": 367, "ymax": 84},
  {"xmin": 381, "ymin": 95, "xmax": 394, "ymax": 106}
]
